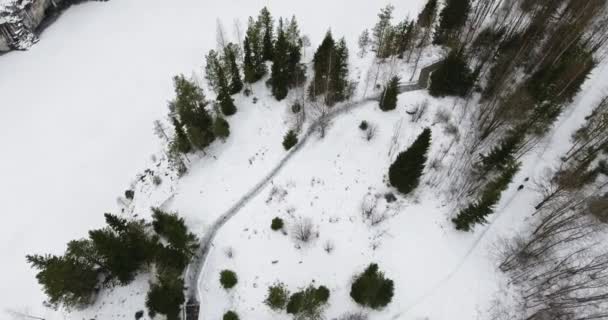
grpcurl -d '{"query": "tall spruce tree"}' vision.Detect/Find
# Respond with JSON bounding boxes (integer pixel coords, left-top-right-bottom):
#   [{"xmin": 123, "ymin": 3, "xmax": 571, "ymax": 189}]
[
  {"xmin": 171, "ymin": 75, "xmax": 215, "ymax": 149},
  {"xmin": 243, "ymin": 36, "xmax": 256, "ymax": 83},
  {"xmin": 217, "ymin": 65, "xmax": 237, "ymax": 116},
  {"xmin": 395, "ymin": 20, "xmax": 415, "ymax": 58},
  {"xmin": 433, "ymin": 0, "xmax": 471, "ymax": 45},
  {"xmin": 379, "ymin": 76, "xmax": 400, "ymax": 111},
  {"xmin": 145, "ymin": 271, "xmax": 185, "ymax": 320},
  {"xmin": 171, "ymin": 118, "xmax": 191, "ymax": 154},
  {"xmin": 310, "ymin": 31, "xmax": 336, "ymax": 100},
  {"xmin": 204, "ymin": 50, "xmax": 222, "ymax": 93},
  {"xmin": 429, "ymin": 50, "xmax": 474, "ymax": 97},
  {"xmin": 417, "ymin": 0, "xmax": 438, "ymax": 29},
  {"xmin": 244, "ymin": 17, "xmax": 267, "ymax": 82},
  {"xmin": 270, "ymin": 18, "xmax": 290, "ymax": 100},
  {"xmin": 225, "ymin": 44, "xmax": 243, "ymax": 94},
  {"xmin": 372, "ymin": 5, "xmax": 395, "ymax": 58},
  {"xmin": 329, "ymin": 38, "xmax": 350, "ymax": 105},
  {"xmin": 478, "ymin": 129, "xmax": 524, "ymax": 173},
  {"xmin": 259, "ymin": 7, "xmax": 274, "ymax": 61},
  {"xmin": 389, "ymin": 128, "xmax": 431, "ymax": 195},
  {"xmin": 285, "ymin": 16, "xmax": 305, "ymax": 88},
  {"xmin": 452, "ymin": 163, "xmax": 519, "ymax": 231}
]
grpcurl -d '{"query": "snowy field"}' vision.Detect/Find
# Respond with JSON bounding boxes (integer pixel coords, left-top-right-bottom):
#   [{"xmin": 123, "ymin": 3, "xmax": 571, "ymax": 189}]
[
  {"xmin": 2, "ymin": 1, "xmax": 608, "ymax": 320},
  {"xmin": 0, "ymin": 0, "xmax": 427, "ymax": 319}
]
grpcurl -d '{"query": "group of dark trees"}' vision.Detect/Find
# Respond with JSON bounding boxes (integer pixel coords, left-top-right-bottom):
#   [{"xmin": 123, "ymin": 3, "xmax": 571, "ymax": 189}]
[
  {"xmin": 264, "ymin": 263, "xmax": 394, "ymax": 319},
  {"xmin": 27, "ymin": 209, "xmax": 197, "ymax": 320},
  {"xmin": 309, "ymin": 31, "xmax": 350, "ymax": 106}
]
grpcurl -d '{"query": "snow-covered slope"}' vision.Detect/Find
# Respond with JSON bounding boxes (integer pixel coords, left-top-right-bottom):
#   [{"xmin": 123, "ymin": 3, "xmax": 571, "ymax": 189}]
[{"xmin": 0, "ymin": 1, "xmax": 427, "ymax": 319}]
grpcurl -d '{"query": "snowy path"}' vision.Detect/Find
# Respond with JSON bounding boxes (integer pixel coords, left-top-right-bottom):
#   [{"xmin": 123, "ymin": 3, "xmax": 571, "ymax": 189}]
[{"xmin": 184, "ymin": 61, "xmax": 444, "ymax": 318}]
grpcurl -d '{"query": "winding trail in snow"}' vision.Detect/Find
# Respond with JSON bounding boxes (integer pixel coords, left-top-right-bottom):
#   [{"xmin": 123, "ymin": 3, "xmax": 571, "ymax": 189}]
[{"xmin": 183, "ymin": 61, "xmax": 444, "ymax": 319}]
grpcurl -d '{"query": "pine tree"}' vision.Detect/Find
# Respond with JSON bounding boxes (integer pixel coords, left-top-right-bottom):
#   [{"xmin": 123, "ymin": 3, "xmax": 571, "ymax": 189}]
[
  {"xmin": 145, "ymin": 271, "xmax": 185, "ymax": 320},
  {"xmin": 270, "ymin": 18, "xmax": 290, "ymax": 100},
  {"xmin": 395, "ymin": 20, "xmax": 414, "ymax": 58},
  {"xmin": 429, "ymin": 50, "xmax": 474, "ymax": 97},
  {"xmin": 433, "ymin": 0, "xmax": 471, "ymax": 45},
  {"xmin": 217, "ymin": 65, "xmax": 237, "ymax": 116},
  {"xmin": 285, "ymin": 16, "xmax": 305, "ymax": 88},
  {"xmin": 225, "ymin": 44, "xmax": 243, "ymax": 94},
  {"xmin": 171, "ymin": 118, "xmax": 191, "ymax": 154},
  {"xmin": 379, "ymin": 76, "xmax": 400, "ymax": 111},
  {"xmin": 213, "ymin": 115, "xmax": 230, "ymax": 140},
  {"xmin": 372, "ymin": 5, "xmax": 395, "ymax": 58},
  {"xmin": 171, "ymin": 75, "xmax": 215, "ymax": 149},
  {"xmin": 244, "ymin": 17, "xmax": 267, "ymax": 82},
  {"xmin": 310, "ymin": 31, "xmax": 336, "ymax": 99},
  {"xmin": 452, "ymin": 163, "xmax": 519, "ymax": 231},
  {"xmin": 204, "ymin": 50, "xmax": 222, "ymax": 93},
  {"xmin": 330, "ymin": 38, "xmax": 350, "ymax": 104},
  {"xmin": 283, "ymin": 130, "xmax": 298, "ymax": 150},
  {"xmin": 358, "ymin": 29, "xmax": 371, "ymax": 57},
  {"xmin": 243, "ymin": 36, "xmax": 256, "ymax": 83},
  {"xmin": 417, "ymin": 0, "xmax": 438, "ymax": 29},
  {"xmin": 478, "ymin": 129, "xmax": 524, "ymax": 173},
  {"xmin": 389, "ymin": 128, "xmax": 431, "ymax": 195},
  {"xmin": 26, "ymin": 254, "xmax": 99, "ymax": 308},
  {"xmin": 259, "ymin": 7, "xmax": 274, "ymax": 61}
]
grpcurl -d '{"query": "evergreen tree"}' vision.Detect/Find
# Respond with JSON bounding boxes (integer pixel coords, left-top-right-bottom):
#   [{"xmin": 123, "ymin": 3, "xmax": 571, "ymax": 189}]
[
  {"xmin": 417, "ymin": 0, "xmax": 438, "ymax": 29},
  {"xmin": 213, "ymin": 115, "xmax": 230, "ymax": 140},
  {"xmin": 225, "ymin": 44, "xmax": 243, "ymax": 94},
  {"xmin": 330, "ymin": 38, "xmax": 350, "ymax": 104},
  {"xmin": 286, "ymin": 284, "xmax": 330, "ymax": 318},
  {"xmin": 395, "ymin": 20, "xmax": 415, "ymax": 58},
  {"xmin": 358, "ymin": 29, "xmax": 371, "ymax": 57},
  {"xmin": 217, "ymin": 65, "xmax": 237, "ymax": 116},
  {"xmin": 244, "ymin": 17, "xmax": 267, "ymax": 82},
  {"xmin": 171, "ymin": 118, "xmax": 191, "ymax": 154},
  {"xmin": 310, "ymin": 31, "xmax": 336, "ymax": 100},
  {"xmin": 379, "ymin": 76, "xmax": 400, "ymax": 111},
  {"xmin": 259, "ymin": 7, "xmax": 274, "ymax": 61},
  {"xmin": 285, "ymin": 16, "xmax": 306, "ymax": 88},
  {"xmin": 171, "ymin": 75, "xmax": 215, "ymax": 149},
  {"xmin": 151, "ymin": 208, "xmax": 198, "ymax": 258},
  {"xmin": 434, "ymin": 0, "xmax": 471, "ymax": 45},
  {"xmin": 204, "ymin": 50, "xmax": 222, "ymax": 93},
  {"xmin": 243, "ymin": 36, "xmax": 256, "ymax": 83},
  {"xmin": 372, "ymin": 5, "xmax": 395, "ymax": 58},
  {"xmin": 145, "ymin": 272, "xmax": 185, "ymax": 320},
  {"xmin": 283, "ymin": 130, "xmax": 298, "ymax": 150},
  {"xmin": 478, "ymin": 129, "xmax": 524, "ymax": 173},
  {"xmin": 429, "ymin": 50, "xmax": 474, "ymax": 97},
  {"xmin": 389, "ymin": 128, "xmax": 431, "ymax": 195},
  {"xmin": 350, "ymin": 263, "xmax": 394, "ymax": 309},
  {"xmin": 88, "ymin": 214, "xmax": 155, "ymax": 284},
  {"xmin": 26, "ymin": 254, "xmax": 99, "ymax": 308},
  {"xmin": 270, "ymin": 18, "xmax": 290, "ymax": 100},
  {"xmin": 452, "ymin": 163, "xmax": 519, "ymax": 231}
]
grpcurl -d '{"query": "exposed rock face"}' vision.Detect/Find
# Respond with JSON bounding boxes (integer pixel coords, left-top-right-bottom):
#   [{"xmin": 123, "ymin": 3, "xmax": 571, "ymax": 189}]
[{"xmin": 0, "ymin": 0, "xmax": 100, "ymax": 52}]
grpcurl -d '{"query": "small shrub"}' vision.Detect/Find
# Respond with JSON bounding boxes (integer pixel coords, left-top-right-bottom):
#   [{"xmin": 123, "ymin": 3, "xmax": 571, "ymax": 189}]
[
  {"xmin": 125, "ymin": 189, "xmax": 135, "ymax": 200},
  {"xmin": 135, "ymin": 310, "xmax": 144, "ymax": 320},
  {"xmin": 152, "ymin": 175, "xmax": 162, "ymax": 186},
  {"xmin": 253, "ymin": 97, "xmax": 258, "ymax": 104},
  {"xmin": 350, "ymin": 263, "xmax": 394, "ymax": 309},
  {"xmin": 223, "ymin": 311, "xmax": 239, "ymax": 320},
  {"xmin": 283, "ymin": 130, "xmax": 298, "ymax": 150},
  {"xmin": 220, "ymin": 270, "xmax": 238, "ymax": 289},
  {"xmin": 265, "ymin": 282, "xmax": 290, "ymax": 311},
  {"xmin": 286, "ymin": 285, "xmax": 330, "ymax": 317},
  {"xmin": 359, "ymin": 121, "xmax": 369, "ymax": 131},
  {"xmin": 292, "ymin": 218, "xmax": 315, "ymax": 243},
  {"xmin": 271, "ymin": 217, "xmax": 284, "ymax": 231}
]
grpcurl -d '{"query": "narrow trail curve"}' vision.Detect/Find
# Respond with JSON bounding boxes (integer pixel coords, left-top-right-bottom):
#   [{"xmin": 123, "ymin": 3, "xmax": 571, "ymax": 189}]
[{"xmin": 183, "ymin": 60, "xmax": 444, "ymax": 319}]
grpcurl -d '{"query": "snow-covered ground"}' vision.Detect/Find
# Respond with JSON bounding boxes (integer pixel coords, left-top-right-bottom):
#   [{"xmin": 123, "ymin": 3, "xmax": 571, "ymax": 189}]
[
  {"xmin": 0, "ymin": 0, "xmax": 429, "ymax": 319},
  {"xmin": 2, "ymin": 1, "xmax": 607, "ymax": 320}
]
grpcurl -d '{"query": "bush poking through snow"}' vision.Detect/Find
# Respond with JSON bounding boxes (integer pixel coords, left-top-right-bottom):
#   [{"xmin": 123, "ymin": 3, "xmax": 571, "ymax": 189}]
[
  {"xmin": 364, "ymin": 124, "xmax": 377, "ymax": 141},
  {"xmin": 359, "ymin": 120, "xmax": 369, "ymax": 131},
  {"xmin": 223, "ymin": 311, "xmax": 239, "ymax": 320},
  {"xmin": 286, "ymin": 284, "xmax": 330, "ymax": 318},
  {"xmin": 265, "ymin": 282, "xmax": 290, "ymax": 311},
  {"xmin": 125, "ymin": 189, "xmax": 135, "ymax": 200},
  {"xmin": 323, "ymin": 240, "xmax": 335, "ymax": 254},
  {"xmin": 220, "ymin": 270, "xmax": 238, "ymax": 289},
  {"xmin": 152, "ymin": 175, "xmax": 162, "ymax": 186},
  {"xmin": 350, "ymin": 263, "xmax": 394, "ymax": 309},
  {"xmin": 292, "ymin": 218, "xmax": 315, "ymax": 243},
  {"xmin": 271, "ymin": 217, "xmax": 284, "ymax": 231},
  {"xmin": 388, "ymin": 128, "xmax": 431, "ymax": 195},
  {"xmin": 283, "ymin": 130, "xmax": 299, "ymax": 150}
]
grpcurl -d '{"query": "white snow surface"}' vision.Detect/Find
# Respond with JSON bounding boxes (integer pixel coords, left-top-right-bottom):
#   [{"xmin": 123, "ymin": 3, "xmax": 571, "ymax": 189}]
[{"xmin": 1, "ymin": 1, "xmax": 608, "ymax": 320}]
